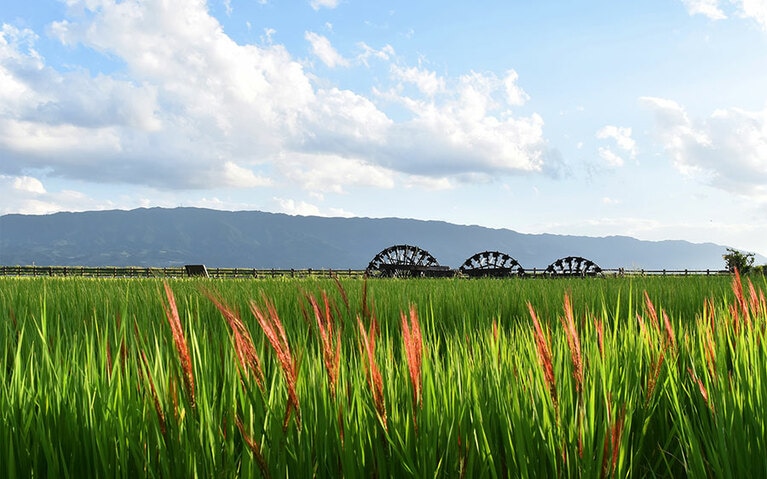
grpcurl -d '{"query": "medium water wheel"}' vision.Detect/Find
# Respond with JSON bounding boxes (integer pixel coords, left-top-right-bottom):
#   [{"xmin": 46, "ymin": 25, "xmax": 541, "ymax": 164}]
[
  {"xmin": 365, "ymin": 244, "xmax": 450, "ymax": 277},
  {"xmin": 544, "ymin": 256, "xmax": 602, "ymax": 277},
  {"xmin": 459, "ymin": 251, "xmax": 525, "ymax": 277}
]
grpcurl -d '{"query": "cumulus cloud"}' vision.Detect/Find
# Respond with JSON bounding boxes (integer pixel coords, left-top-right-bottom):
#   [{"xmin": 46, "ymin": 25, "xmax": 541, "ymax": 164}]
[
  {"xmin": 738, "ymin": 0, "xmax": 767, "ymax": 30},
  {"xmin": 374, "ymin": 69, "xmax": 547, "ymax": 177},
  {"xmin": 641, "ymin": 96, "xmax": 767, "ymax": 197},
  {"xmin": 596, "ymin": 125, "xmax": 637, "ymax": 167},
  {"xmin": 0, "ymin": 0, "xmax": 553, "ymax": 200}
]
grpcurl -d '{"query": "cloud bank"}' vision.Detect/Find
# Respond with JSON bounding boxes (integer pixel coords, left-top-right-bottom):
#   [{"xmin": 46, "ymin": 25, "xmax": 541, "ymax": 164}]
[
  {"xmin": 0, "ymin": 0, "xmax": 553, "ymax": 198},
  {"xmin": 641, "ymin": 96, "xmax": 767, "ymax": 198}
]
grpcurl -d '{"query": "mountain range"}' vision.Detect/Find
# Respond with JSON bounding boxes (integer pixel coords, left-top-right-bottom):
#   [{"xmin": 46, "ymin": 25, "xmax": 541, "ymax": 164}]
[{"xmin": 0, "ymin": 207, "xmax": 747, "ymax": 270}]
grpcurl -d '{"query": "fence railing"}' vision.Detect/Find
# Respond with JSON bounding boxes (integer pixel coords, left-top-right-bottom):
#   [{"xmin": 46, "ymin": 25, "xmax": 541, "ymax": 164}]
[
  {"xmin": 0, "ymin": 265, "xmax": 732, "ymax": 278},
  {"xmin": 601, "ymin": 268, "xmax": 731, "ymax": 276},
  {"xmin": 0, "ymin": 265, "xmax": 367, "ymax": 279}
]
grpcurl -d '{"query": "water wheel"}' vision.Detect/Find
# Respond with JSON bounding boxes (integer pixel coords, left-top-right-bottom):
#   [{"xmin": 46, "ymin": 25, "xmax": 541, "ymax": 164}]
[
  {"xmin": 365, "ymin": 245, "xmax": 451, "ymax": 277},
  {"xmin": 544, "ymin": 256, "xmax": 602, "ymax": 277},
  {"xmin": 459, "ymin": 251, "xmax": 525, "ymax": 277}
]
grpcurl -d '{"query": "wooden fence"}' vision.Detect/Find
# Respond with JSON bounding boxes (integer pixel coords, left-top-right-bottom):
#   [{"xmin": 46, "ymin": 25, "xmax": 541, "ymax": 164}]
[{"xmin": 0, "ymin": 265, "xmax": 731, "ymax": 278}]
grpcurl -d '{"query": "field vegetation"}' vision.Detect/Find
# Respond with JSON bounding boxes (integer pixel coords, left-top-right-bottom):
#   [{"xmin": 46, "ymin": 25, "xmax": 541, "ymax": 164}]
[{"xmin": 0, "ymin": 273, "xmax": 765, "ymax": 477}]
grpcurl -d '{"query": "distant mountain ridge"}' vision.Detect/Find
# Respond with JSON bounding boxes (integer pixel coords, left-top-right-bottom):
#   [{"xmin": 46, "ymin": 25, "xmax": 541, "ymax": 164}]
[{"xmin": 0, "ymin": 207, "xmax": 746, "ymax": 270}]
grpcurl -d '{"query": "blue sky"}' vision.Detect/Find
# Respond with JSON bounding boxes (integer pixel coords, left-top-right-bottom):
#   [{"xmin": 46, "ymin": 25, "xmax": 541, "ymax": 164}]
[{"xmin": 2, "ymin": 0, "xmax": 767, "ymax": 260}]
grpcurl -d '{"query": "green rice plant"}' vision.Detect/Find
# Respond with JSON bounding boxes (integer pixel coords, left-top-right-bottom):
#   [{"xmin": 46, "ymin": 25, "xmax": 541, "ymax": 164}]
[{"xmin": 1, "ymin": 273, "xmax": 766, "ymax": 477}]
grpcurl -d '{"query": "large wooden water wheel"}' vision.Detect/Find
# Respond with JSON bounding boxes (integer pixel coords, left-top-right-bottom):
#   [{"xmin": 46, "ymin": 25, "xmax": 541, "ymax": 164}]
[
  {"xmin": 365, "ymin": 245, "xmax": 452, "ymax": 277},
  {"xmin": 544, "ymin": 256, "xmax": 602, "ymax": 277},
  {"xmin": 459, "ymin": 251, "xmax": 525, "ymax": 277}
]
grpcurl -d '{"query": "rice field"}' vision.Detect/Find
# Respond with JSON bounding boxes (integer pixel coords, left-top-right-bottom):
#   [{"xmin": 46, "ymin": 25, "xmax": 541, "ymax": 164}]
[{"xmin": 1, "ymin": 273, "xmax": 765, "ymax": 477}]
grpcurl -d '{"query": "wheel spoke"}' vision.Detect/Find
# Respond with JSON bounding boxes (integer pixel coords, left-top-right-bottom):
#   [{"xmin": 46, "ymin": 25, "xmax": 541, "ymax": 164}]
[
  {"xmin": 366, "ymin": 245, "xmax": 444, "ymax": 277},
  {"xmin": 459, "ymin": 251, "xmax": 524, "ymax": 277},
  {"xmin": 544, "ymin": 256, "xmax": 602, "ymax": 277}
]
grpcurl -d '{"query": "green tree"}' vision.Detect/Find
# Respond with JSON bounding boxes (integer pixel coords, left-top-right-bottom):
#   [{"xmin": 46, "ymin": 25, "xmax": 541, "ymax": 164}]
[{"xmin": 723, "ymin": 248, "xmax": 755, "ymax": 274}]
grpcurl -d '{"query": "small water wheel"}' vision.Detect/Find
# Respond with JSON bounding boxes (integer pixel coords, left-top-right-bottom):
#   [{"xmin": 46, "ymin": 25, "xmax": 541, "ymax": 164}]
[
  {"xmin": 459, "ymin": 251, "xmax": 525, "ymax": 277},
  {"xmin": 366, "ymin": 245, "xmax": 451, "ymax": 277},
  {"xmin": 544, "ymin": 256, "xmax": 602, "ymax": 277}
]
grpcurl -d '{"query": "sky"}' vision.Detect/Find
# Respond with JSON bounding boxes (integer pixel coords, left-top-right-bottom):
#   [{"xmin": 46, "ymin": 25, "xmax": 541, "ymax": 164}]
[{"xmin": 2, "ymin": 0, "xmax": 767, "ymax": 258}]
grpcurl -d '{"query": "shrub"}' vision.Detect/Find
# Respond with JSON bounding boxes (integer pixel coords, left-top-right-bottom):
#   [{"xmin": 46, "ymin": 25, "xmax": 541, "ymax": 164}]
[{"xmin": 723, "ymin": 247, "xmax": 755, "ymax": 274}]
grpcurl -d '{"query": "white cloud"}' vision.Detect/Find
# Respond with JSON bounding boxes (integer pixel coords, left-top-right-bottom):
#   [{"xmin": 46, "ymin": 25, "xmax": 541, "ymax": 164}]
[
  {"xmin": 218, "ymin": 161, "xmax": 272, "ymax": 188},
  {"xmin": 297, "ymin": 87, "xmax": 392, "ymax": 149},
  {"xmin": 0, "ymin": 174, "xmax": 107, "ymax": 214},
  {"xmin": 597, "ymin": 126, "xmax": 637, "ymax": 156},
  {"xmin": 403, "ymin": 176, "xmax": 454, "ymax": 191},
  {"xmin": 597, "ymin": 147, "xmax": 625, "ymax": 167},
  {"xmin": 277, "ymin": 152, "xmax": 395, "ymax": 193},
  {"xmin": 12, "ymin": 175, "xmax": 46, "ymax": 194},
  {"xmin": 273, "ymin": 197, "xmax": 353, "ymax": 218},
  {"xmin": 309, "ymin": 0, "xmax": 341, "ymax": 11},
  {"xmin": 641, "ymin": 96, "xmax": 767, "ymax": 198},
  {"xmin": 596, "ymin": 125, "xmax": 636, "ymax": 167},
  {"xmin": 4, "ymin": 0, "xmax": 315, "ymax": 188},
  {"xmin": 502, "ymin": 70, "xmax": 529, "ymax": 106},
  {"xmin": 390, "ymin": 64, "xmax": 445, "ymax": 97},
  {"xmin": 0, "ymin": 25, "xmax": 41, "ymax": 108},
  {"xmin": 0, "ymin": 120, "xmax": 121, "ymax": 155},
  {"xmin": 274, "ymin": 198, "xmax": 322, "ymax": 216},
  {"xmin": 305, "ymin": 31, "xmax": 349, "ymax": 68},
  {"xmin": 737, "ymin": 0, "xmax": 767, "ymax": 30},
  {"xmin": 681, "ymin": 0, "xmax": 727, "ymax": 20},
  {"xmin": 261, "ymin": 28, "xmax": 276, "ymax": 44},
  {"xmin": 356, "ymin": 42, "xmax": 395, "ymax": 66},
  {"xmin": 680, "ymin": 0, "xmax": 767, "ymax": 30},
  {"xmin": 376, "ymin": 68, "xmax": 547, "ymax": 177}
]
